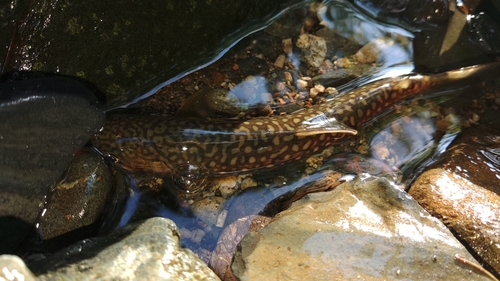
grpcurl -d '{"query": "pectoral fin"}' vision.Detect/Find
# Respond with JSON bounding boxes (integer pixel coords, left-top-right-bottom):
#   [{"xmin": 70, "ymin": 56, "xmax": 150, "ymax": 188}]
[{"xmin": 295, "ymin": 114, "xmax": 357, "ymax": 137}]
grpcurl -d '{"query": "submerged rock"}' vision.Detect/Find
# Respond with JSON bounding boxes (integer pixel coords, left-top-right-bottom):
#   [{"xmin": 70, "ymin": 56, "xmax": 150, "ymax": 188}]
[
  {"xmin": 0, "ymin": 77, "xmax": 105, "ymax": 253},
  {"xmin": 177, "ymin": 89, "xmax": 241, "ymax": 119},
  {"xmin": 296, "ymin": 33, "xmax": 327, "ymax": 68},
  {"xmin": 232, "ymin": 175, "xmax": 491, "ymax": 280},
  {"xmin": 31, "ymin": 147, "xmax": 113, "ymax": 251},
  {"xmin": 30, "ymin": 217, "xmax": 220, "ymax": 281}
]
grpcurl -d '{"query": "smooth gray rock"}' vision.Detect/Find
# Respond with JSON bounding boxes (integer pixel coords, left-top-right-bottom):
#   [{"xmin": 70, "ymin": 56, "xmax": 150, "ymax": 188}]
[
  {"xmin": 232, "ymin": 175, "xmax": 492, "ymax": 281},
  {"xmin": 0, "ymin": 77, "xmax": 105, "ymax": 253},
  {"xmin": 30, "ymin": 217, "xmax": 220, "ymax": 281}
]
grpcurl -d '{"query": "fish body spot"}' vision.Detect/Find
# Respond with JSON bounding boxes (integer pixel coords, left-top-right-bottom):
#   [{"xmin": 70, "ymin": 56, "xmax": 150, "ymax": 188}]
[
  {"xmin": 303, "ymin": 140, "xmax": 312, "ymax": 150},
  {"xmin": 273, "ymin": 136, "xmax": 280, "ymax": 146},
  {"xmin": 357, "ymin": 109, "xmax": 364, "ymax": 118},
  {"xmin": 230, "ymin": 156, "xmax": 237, "ymax": 166}
]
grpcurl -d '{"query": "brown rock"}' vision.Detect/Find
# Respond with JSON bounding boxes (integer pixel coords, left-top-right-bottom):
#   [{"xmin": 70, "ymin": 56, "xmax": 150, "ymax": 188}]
[
  {"xmin": 409, "ymin": 168, "xmax": 500, "ymax": 274},
  {"xmin": 431, "ymin": 125, "xmax": 500, "ymax": 196}
]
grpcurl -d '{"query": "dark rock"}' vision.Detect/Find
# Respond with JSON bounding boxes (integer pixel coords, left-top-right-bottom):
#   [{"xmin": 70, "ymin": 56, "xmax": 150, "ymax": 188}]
[
  {"xmin": 469, "ymin": 12, "xmax": 500, "ymax": 54},
  {"xmin": 31, "ymin": 147, "xmax": 113, "ymax": 251},
  {"xmin": 0, "ymin": 77, "xmax": 105, "ymax": 253},
  {"xmin": 431, "ymin": 125, "xmax": 500, "ymax": 195},
  {"xmin": 1, "ymin": 0, "xmax": 305, "ymax": 109},
  {"xmin": 404, "ymin": 0, "xmax": 451, "ymax": 26}
]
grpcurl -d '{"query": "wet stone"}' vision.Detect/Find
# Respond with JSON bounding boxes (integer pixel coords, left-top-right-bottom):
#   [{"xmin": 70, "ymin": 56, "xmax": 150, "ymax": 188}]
[
  {"xmin": 410, "ymin": 168, "xmax": 500, "ymax": 276},
  {"xmin": 0, "ymin": 255, "xmax": 36, "ymax": 281},
  {"xmin": 191, "ymin": 196, "xmax": 226, "ymax": 227},
  {"xmin": 33, "ymin": 147, "xmax": 113, "ymax": 249},
  {"xmin": 29, "ymin": 217, "xmax": 220, "ymax": 281},
  {"xmin": 0, "ymin": 77, "xmax": 105, "ymax": 253},
  {"xmin": 404, "ymin": 0, "xmax": 451, "ymax": 26},
  {"xmin": 232, "ymin": 175, "xmax": 491, "ymax": 281},
  {"xmin": 408, "ymin": 125, "xmax": 500, "ymax": 275},
  {"xmin": 430, "ymin": 124, "xmax": 500, "ymax": 195}
]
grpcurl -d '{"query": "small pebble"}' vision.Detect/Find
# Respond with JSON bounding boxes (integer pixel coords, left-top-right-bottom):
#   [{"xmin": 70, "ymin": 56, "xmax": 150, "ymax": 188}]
[
  {"xmin": 471, "ymin": 113, "xmax": 480, "ymax": 123},
  {"xmin": 284, "ymin": 72, "xmax": 293, "ymax": 83},
  {"xmin": 191, "ymin": 229, "xmax": 205, "ymax": 243},
  {"xmin": 276, "ymin": 82, "xmax": 286, "ymax": 92},
  {"xmin": 215, "ymin": 210, "xmax": 228, "ymax": 228},
  {"xmin": 314, "ymin": 84, "xmax": 325, "ymax": 92},
  {"xmin": 322, "ymin": 59, "xmax": 334, "ymax": 68},
  {"xmin": 309, "ymin": 87, "xmax": 319, "ymax": 98},
  {"xmin": 336, "ymin": 57, "xmax": 351, "ymax": 68},
  {"xmin": 282, "ymin": 38, "xmax": 293, "ymax": 54},
  {"xmin": 296, "ymin": 79, "xmax": 308, "ymax": 90},
  {"xmin": 274, "ymin": 54, "xmax": 286, "ymax": 68},
  {"xmin": 240, "ymin": 177, "xmax": 257, "ymax": 190},
  {"xmin": 325, "ymin": 87, "xmax": 338, "ymax": 95},
  {"xmin": 245, "ymin": 75, "xmax": 256, "ymax": 83}
]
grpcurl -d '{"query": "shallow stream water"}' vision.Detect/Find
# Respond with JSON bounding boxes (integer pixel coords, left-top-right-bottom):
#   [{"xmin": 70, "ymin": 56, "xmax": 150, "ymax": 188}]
[
  {"xmin": 4, "ymin": 1, "xmax": 499, "ymax": 277},
  {"xmin": 92, "ymin": 0, "xmax": 496, "ymax": 258}
]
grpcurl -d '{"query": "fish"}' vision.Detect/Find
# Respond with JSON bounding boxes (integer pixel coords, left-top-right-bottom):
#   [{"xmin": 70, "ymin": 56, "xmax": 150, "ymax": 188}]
[{"xmin": 92, "ymin": 63, "xmax": 496, "ymax": 178}]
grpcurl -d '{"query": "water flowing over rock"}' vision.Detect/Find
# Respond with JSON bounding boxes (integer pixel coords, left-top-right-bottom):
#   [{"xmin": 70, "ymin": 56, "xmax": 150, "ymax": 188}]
[
  {"xmin": 0, "ymin": 77, "xmax": 105, "ymax": 253},
  {"xmin": 29, "ymin": 217, "xmax": 220, "ymax": 281},
  {"xmin": 232, "ymin": 175, "xmax": 492, "ymax": 280}
]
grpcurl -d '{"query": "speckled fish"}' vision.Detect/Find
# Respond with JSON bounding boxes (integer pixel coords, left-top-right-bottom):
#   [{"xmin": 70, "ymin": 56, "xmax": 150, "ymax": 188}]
[{"xmin": 92, "ymin": 64, "xmax": 495, "ymax": 177}]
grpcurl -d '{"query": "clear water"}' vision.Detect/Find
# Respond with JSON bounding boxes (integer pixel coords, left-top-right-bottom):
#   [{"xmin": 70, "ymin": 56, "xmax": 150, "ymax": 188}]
[{"xmin": 97, "ymin": 0, "xmax": 464, "ymax": 260}]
